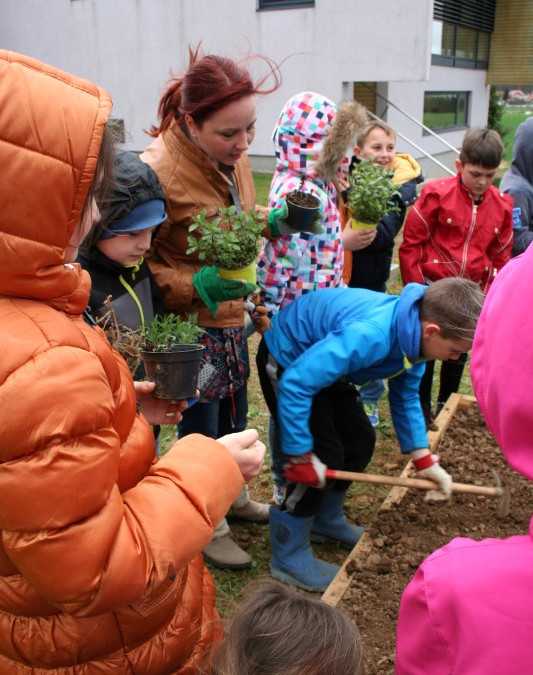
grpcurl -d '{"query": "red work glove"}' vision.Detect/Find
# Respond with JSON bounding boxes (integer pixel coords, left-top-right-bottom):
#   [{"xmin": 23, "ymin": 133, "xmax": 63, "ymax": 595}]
[{"xmin": 284, "ymin": 452, "xmax": 327, "ymax": 488}]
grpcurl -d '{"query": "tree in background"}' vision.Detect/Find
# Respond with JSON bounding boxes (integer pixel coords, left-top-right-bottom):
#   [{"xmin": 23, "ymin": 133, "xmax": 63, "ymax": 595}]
[{"xmin": 488, "ymin": 85, "xmax": 507, "ymax": 142}]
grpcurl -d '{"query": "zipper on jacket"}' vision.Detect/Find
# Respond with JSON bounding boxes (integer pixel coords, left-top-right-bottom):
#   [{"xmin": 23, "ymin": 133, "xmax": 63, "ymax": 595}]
[{"xmin": 460, "ymin": 202, "xmax": 477, "ymax": 278}]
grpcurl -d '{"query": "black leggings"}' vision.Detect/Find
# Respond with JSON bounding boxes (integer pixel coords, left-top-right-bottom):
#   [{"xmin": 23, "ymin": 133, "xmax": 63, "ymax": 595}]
[{"xmin": 256, "ymin": 337, "xmax": 375, "ymax": 516}]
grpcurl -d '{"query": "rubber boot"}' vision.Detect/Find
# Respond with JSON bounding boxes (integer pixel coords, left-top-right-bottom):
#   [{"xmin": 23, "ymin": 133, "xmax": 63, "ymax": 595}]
[
  {"xmin": 269, "ymin": 506, "xmax": 339, "ymax": 592},
  {"xmin": 311, "ymin": 489, "xmax": 364, "ymax": 548}
]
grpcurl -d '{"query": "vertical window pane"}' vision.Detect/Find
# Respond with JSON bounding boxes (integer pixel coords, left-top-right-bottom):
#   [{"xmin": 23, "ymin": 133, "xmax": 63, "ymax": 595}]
[
  {"xmin": 456, "ymin": 26, "xmax": 477, "ymax": 60},
  {"xmin": 432, "ymin": 20, "xmax": 444, "ymax": 55},
  {"xmin": 441, "ymin": 23, "xmax": 455, "ymax": 57},
  {"xmin": 477, "ymin": 32, "xmax": 489, "ymax": 61},
  {"xmin": 457, "ymin": 93, "xmax": 468, "ymax": 126}
]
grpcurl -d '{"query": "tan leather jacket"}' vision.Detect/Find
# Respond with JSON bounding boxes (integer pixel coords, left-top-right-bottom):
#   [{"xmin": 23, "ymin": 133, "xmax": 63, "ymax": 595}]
[
  {"xmin": 0, "ymin": 50, "xmax": 243, "ymax": 674},
  {"xmin": 141, "ymin": 123, "xmax": 257, "ymax": 328}
]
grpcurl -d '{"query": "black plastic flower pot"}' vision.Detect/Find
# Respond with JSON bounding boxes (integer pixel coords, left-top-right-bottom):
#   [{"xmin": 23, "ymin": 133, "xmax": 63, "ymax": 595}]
[
  {"xmin": 285, "ymin": 192, "xmax": 321, "ymax": 231},
  {"xmin": 140, "ymin": 344, "xmax": 205, "ymax": 400}
]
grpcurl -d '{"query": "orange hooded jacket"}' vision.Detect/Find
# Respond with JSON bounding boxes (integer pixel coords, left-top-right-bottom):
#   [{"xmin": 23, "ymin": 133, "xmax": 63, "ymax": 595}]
[{"xmin": 0, "ymin": 51, "xmax": 243, "ymax": 674}]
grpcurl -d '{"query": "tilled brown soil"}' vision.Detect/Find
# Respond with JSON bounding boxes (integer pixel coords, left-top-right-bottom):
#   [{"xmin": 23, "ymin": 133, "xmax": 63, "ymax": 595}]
[{"xmin": 339, "ymin": 404, "xmax": 533, "ymax": 675}]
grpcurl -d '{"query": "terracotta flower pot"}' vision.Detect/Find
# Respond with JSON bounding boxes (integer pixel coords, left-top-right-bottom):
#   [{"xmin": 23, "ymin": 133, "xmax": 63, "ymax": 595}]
[
  {"xmin": 218, "ymin": 262, "xmax": 257, "ymax": 285},
  {"xmin": 140, "ymin": 344, "xmax": 204, "ymax": 400}
]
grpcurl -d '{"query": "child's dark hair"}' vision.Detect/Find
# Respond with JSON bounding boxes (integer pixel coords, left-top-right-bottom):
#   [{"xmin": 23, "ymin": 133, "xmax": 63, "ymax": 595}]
[
  {"xmin": 420, "ymin": 277, "xmax": 484, "ymax": 342},
  {"xmin": 459, "ymin": 128, "xmax": 504, "ymax": 168},
  {"xmin": 205, "ymin": 580, "xmax": 363, "ymax": 675},
  {"xmin": 356, "ymin": 119, "xmax": 397, "ymax": 148}
]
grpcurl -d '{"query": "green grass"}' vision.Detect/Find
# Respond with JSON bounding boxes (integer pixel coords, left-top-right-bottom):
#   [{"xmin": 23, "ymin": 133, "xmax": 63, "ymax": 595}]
[
  {"xmin": 253, "ymin": 172, "xmax": 272, "ymax": 206},
  {"xmin": 501, "ymin": 107, "xmax": 531, "ymax": 163}
]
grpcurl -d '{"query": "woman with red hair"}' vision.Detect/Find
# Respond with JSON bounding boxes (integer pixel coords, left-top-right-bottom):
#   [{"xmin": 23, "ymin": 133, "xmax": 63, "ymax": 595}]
[{"xmin": 142, "ymin": 47, "xmax": 281, "ymax": 569}]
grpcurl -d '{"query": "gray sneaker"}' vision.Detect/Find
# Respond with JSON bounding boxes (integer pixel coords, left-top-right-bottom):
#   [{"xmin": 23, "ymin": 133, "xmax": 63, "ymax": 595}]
[{"xmin": 203, "ymin": 534, "xmax": 252, "ymax": 570}]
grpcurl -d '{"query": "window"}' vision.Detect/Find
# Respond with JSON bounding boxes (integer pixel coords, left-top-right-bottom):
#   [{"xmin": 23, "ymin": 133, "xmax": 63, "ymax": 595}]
[
  {"xmin": 431, "ymin": 0, "xmax": 495, "ymax": 69},
  {"xmin": 258, "ymin": 0, "xmax": 314, "ymax": 10},
  {"xmin": 432, "ymin": 20, "xmax": 490, "ymax": 68},
  {"xmin": 423, "ymin": 92, "xmax": 470, "ymax": 132}
]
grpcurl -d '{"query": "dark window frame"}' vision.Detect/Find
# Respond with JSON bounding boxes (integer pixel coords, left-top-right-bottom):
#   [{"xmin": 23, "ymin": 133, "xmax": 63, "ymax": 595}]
[{"xmin": 257, "ymin": 0, "xmax": 314, "ymax": 10}]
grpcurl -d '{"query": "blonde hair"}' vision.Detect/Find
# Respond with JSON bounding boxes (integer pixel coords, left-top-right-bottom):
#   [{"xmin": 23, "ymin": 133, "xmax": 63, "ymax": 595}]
[
  {"xmin": 204, "ymin": 580, "xmax": 363, "ymax": 675},
  {"xmin": 420, "ymin": 277, "xmax": 485, "ymax": 342},
  {"xmin": 355, "ymin": 119, "xmax": 397, "ymax": 148}
]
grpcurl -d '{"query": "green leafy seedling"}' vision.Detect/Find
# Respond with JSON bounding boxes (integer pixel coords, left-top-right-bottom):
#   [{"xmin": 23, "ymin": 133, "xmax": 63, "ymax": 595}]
[
  {"xmin": 140, "ymin": 313, "xmax": 203, "ymax": 352},
  {"xmin": 186, "ymin": 205, "xmax": 266, "ymax": 270},
  {"xmin": 347, "ymin": 158, "xmax": 401, "ymax": 225}
]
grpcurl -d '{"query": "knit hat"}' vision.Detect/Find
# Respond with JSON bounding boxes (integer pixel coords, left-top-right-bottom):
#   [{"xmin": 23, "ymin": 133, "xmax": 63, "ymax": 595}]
[{"xmin": 98, "ymin": 149, "xmax": 167, "ymax": 239}]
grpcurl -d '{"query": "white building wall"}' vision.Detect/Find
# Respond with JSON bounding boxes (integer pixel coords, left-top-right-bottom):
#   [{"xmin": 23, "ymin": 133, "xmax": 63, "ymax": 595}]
[
  {"xmin": 1, "ymin": 0, "xmax": 433, "ymax": 161},
  {"xmin": 387, "ymin": 66, "xmax": 491, "ymax": 178}
]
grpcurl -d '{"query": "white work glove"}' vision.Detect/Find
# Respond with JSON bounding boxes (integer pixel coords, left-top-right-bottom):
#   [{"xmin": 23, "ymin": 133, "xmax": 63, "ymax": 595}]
[{"xmin": 413, "ymin": 454, "xmax": 453, "ymax": 502}]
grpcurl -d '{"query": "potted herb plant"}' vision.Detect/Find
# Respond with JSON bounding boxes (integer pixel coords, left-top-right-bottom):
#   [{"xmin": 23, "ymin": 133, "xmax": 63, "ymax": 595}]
[
  {"xmin": 187, "ymin": 205, "xmax": 265, "ymax": 284},
  {"xmin": 347, "ymin": 158, "xmax": 400, "ymax": 230},
  {"xmin": 285, "ymin": 175, "xmax": 322, "ymax": 231},
  {"xmin": 139, "ymin": 313, "xmax": 205, "ymax": 400}
]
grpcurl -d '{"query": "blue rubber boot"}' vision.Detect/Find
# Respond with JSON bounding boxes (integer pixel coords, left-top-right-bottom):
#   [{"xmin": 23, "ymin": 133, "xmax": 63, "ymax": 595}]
[
  {"xmin": 311, "ymin": 489, "xmax": 364, "ymax": 548},
  {"xmin": 269, "ymin": 506, "xmax": 339, "ymax": 592}
]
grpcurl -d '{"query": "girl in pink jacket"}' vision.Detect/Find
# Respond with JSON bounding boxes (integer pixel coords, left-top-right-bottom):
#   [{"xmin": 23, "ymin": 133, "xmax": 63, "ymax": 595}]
[{"xmin": 396, "ymin": 238, "xmax": 533, "ymax": 674}]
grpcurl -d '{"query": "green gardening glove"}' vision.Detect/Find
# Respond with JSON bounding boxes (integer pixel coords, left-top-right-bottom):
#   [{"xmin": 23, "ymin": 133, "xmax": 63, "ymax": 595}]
[
  {"xmin": 268, "ymin": 199, "xmax": 325, "ymax": 236},
  {"xmin": 193, "ymin": 266, "xmax": 256, "ymax": 318}
]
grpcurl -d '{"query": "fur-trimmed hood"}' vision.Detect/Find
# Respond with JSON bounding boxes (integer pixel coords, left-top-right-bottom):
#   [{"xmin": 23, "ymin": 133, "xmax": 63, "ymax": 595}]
[{"xmin": 314, "ymin": 99, "xmax": 368, "ymax": 183}]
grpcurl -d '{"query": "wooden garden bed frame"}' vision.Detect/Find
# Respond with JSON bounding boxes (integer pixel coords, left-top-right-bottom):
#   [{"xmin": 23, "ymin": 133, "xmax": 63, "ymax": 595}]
[{"xmin": 322, "ymin": 392, "xmax": 477, "ymax": 606}]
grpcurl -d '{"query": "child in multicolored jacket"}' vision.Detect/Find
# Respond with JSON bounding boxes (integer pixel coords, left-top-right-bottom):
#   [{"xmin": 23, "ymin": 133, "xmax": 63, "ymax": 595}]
[{"xmin": 256, "ymin": 91, "xmax": 367, "ymax": 504}]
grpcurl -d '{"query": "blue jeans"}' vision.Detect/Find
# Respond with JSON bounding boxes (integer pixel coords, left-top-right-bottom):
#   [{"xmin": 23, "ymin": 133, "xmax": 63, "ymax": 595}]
[
  {"xmin": 178, "ymin": 385, "xmax": 248, "ymax": 439},
  {"xmin": 359, "ymin": 378, "xmax": 385, "ymax": 405}
]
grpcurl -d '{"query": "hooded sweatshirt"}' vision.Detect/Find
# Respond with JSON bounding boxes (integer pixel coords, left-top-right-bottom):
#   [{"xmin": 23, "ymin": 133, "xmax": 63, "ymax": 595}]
[
  {"xmin": 78, "ymin": 150, "xmax": 167, "ymax": 339},
  {"xmin": 263, "ymin": 284, "xmax": 428, "ymax": 456},
  {"xmin": 0, "ymin": 50, "xmax": 243, "ymax": 674},
  {"xmin": 257, "ymin": 91, "xmax": 367, "ymax": 315},
  {"xmin": 396, "ymin": 242, "xmax": 533, "ymax": 675},
  {"xmin": 500, "ymin": 117, "xmax": 533, "ymax": 256}
]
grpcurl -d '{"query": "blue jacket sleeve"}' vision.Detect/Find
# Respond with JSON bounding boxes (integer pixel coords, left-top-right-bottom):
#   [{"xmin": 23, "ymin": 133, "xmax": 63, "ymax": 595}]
[
  {"xmin": 277, "ymin": 322, "xmax": 390, "ymax": 456},
  {"xmin": 387, "ymin": 362, "xmax": 429, "ymax": 452}
]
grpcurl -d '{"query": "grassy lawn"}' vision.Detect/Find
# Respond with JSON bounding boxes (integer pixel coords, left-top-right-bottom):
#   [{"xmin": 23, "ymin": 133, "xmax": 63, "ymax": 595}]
[
  {"xmin": 501, "ymin": 107, "xmax": 531, "ymax": 163},
  {"xmin": 253, "ymin": 171, "xmax": 272, "ymax": 206}
]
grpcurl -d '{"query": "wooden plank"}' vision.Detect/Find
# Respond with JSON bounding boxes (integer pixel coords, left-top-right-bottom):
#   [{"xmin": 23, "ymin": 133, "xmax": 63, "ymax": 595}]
[{"xmin": 322, "ymin": 393, "xmax": 476, "ymax": 606}]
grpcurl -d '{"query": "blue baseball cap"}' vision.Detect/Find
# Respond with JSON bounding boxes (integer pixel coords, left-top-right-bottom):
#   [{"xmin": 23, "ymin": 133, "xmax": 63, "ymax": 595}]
[{"xmin": 98, "ymin": 199, "xmax": 167, "ymax": 240}]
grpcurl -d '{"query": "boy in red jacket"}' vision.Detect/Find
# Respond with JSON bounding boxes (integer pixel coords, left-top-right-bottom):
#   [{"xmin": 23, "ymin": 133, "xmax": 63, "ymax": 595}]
[{"xmin": 399, "ymin": 128, "xmax": 513, "ymax": 429}]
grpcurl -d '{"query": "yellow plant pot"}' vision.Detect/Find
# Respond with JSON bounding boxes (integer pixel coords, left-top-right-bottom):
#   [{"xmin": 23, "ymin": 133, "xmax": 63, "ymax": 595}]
[
  {"xmin": 350, "ymin": 218, "xmax": 378, "ymax": 231},
  {"xmin": 219, "ymin": 262, "xmax": 257, "ymax": 285}
]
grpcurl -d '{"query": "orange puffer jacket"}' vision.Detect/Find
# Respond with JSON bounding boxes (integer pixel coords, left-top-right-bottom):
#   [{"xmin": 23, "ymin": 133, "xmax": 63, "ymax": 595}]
[{"xmin": 0, "ymin": 51, "xmax": 244, "ymax": 674}]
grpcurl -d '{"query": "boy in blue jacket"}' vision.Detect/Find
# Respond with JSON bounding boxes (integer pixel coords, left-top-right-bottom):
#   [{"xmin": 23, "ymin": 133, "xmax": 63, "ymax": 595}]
[{"xmin": 256, "ymin": 277, "xmax": 483, "ymax": 592}]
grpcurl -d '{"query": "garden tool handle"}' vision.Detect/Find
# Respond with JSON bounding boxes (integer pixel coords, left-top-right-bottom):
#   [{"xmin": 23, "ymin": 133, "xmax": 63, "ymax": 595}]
[{"xmin": 325, "ymin": 469, "xmax": 503, "ymax": 497}]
